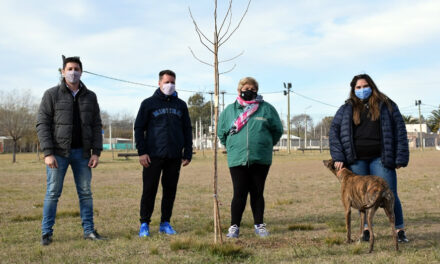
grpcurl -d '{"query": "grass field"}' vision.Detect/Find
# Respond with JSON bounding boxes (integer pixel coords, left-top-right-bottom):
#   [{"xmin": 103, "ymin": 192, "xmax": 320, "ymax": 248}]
[{"xmin": 1, "ymin": 149, "xmax": 439, "ymax": 263}]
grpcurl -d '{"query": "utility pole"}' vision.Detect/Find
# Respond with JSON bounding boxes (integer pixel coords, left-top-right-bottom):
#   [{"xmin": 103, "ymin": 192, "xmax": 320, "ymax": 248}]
[
  {"xmin": 415, "ymin": 100, "xmax": 424, "ymax": 151},
  {"xmin": 283, "ymin": 82, "xmax": 292, "ymax": 153}
]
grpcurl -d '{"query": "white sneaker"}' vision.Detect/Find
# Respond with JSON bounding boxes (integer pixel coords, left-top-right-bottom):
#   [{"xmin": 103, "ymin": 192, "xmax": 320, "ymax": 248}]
[
  {"xmin": 254, "ymin": 223, "xmax": 269, "ymax": 237},
  {"xmin": 226, "ymin": 224, "xmax": 239, "ymax": 238}
]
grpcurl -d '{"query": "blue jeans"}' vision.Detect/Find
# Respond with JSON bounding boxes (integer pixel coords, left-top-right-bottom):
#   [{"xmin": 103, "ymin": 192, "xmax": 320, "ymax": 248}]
[
  {"xmin": 41, "ymin": 148, "xmax": 94, "ymax": 235},
  {"xmin": 349, "ymin": 157, "xmax": 405, "ymax": 229}
]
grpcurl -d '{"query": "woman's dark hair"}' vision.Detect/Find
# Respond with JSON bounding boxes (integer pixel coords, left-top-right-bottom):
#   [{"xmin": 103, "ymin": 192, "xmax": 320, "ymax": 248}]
[
  {"xmin": 349, "ymin": 74, "xmax": 391, "ymax": 125},
  {"xmin": 62, "ymin": 55, "xmax": 82, "ymax": 70}
]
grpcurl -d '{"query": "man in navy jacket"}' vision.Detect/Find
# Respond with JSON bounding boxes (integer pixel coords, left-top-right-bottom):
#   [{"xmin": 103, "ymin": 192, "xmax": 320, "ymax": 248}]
[{"xmin": 134, "ymin": 70, "xmax": 192, "ymax": 237}]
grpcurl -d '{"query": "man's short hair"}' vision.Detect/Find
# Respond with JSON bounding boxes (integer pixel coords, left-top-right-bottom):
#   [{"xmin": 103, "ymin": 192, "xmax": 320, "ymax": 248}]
[
  {"xmin": 62, "ymin": 55, "xmax": 83, "ymax": 70},
  {"xmin": 159, "ymin": 70, "xmax": 176, "ymax": 80}
]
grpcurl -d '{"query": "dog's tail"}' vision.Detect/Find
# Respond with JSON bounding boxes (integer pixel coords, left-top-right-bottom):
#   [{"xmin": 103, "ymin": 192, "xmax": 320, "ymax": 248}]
[
  {"xmin": 364, "ymin": 189, "xmax": 394, "ymax": 209},
  {"xmin": 380, "ymin": 189, "xmax": 395, "ymax": 208}
]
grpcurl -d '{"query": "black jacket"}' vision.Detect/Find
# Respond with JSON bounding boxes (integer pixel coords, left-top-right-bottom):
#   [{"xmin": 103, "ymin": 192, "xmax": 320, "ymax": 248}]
[
  {"xmin": 134, "ymin": 88, "xmax": 193, "ymax": 160},
  {"xmin": 329, "ymin": 99, "xmax": 409, "ymax": 169},
  {"xmin": 36, "ymin": 80, "xmax": 103, "ymax": 158}
]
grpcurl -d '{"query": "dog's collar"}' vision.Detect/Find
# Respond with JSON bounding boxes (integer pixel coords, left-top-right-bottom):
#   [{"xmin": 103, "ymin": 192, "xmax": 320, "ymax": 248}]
[{"xmin": 337, "ymin": 168, "xmax": 348, "ymax": 177}]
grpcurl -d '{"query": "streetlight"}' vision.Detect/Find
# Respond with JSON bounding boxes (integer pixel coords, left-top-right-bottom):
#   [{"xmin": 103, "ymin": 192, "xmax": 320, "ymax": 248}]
[{"xmin": 283, "ymin": 82, "xmax": 292, "ymax": 153}]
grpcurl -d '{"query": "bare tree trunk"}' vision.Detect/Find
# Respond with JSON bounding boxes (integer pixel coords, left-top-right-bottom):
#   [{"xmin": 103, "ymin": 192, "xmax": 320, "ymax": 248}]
[
  {"xmin": 212, "ymin": 12, "xmax": 223, "ymax": 245},
  {"xmin": 12, "ymin": 140, "xmax": 17, "ymax": 163},
  {"xmin": 189, "ymin": 0, "xmax": 251, "ymax": 244}
]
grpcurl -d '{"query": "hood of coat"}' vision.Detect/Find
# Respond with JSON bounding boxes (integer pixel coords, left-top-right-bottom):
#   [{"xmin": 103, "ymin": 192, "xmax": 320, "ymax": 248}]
[{"xmin": 153, "ymin": 87, "xmax": 178, "ymax": 101}]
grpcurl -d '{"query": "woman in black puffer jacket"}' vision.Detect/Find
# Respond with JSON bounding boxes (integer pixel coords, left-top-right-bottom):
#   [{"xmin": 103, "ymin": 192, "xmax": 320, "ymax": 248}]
[{"xmin": 329, "ymin": 73, "xmax": 410, "ymax": 243}]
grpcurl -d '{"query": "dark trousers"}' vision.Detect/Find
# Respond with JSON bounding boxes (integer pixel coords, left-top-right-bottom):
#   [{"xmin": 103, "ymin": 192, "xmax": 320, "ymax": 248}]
[
  {"xmin": 140, "ymin": 158, "xmax": 181, "ymax": 224},
  {"xmin": 229, "ymin": 164, "xmax": 270, "ymax": 226}
]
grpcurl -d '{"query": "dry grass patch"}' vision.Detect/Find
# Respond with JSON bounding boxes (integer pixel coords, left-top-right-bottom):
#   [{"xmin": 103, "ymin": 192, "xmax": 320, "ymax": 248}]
[
  {"xmin": 324, "ymin": 235, "xmax": 344, "ymax": 246},
  {"xmin": 1, "ymin": 150, "xmax": 440, "ymax": 263},
  {"xmin": 288, "ymin": 223, "xmax": 315, "ymax": 231},
  {"xmin": 170, "ymin": 237, "xmax": 250, "ymax": 260}
]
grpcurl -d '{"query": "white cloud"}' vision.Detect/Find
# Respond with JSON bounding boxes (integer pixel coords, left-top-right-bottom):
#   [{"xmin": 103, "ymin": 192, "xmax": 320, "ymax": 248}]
[{"xmin": 0, "ymin": 0, "xmax": 439, "ymax": 122}]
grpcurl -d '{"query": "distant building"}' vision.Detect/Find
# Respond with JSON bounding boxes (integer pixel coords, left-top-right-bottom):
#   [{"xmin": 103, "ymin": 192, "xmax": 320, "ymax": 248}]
[
  {"xmin": 405, "ymin": 124, "xmax": 430, "ymax": 133},
  {"xmin": 0, "ymin": 136, "xmax": 13, "ymax": 153},
  {"xmin": 405, "ymin": 123, "xmax": 438, "ymax": 148},
  {"xmin": 103, "ymin": 138, "xmax": 134, "ymax": 150},
  {"xmin": 276, "ymin": 134, "xmax": 301, "ymax": 149}
]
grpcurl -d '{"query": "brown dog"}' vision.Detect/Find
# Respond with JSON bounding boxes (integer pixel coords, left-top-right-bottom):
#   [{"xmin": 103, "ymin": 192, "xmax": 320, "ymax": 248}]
[{"xmin": 323, "ymin": 159, "xmax": 398, "ymax": 253}]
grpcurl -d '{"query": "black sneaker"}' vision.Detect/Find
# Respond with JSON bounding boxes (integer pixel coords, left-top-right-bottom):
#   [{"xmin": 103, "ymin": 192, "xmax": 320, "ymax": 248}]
[
  {"xmin": 41, "ymin": 233, "xmax": 53, "ymax": 246},
  {"xmin": 397, "ymin": 230, "xmax": 409, "ymax": 243},
  {"xmin": 84, "ymin": 230, "xmax": 107, "ymax": 241},
  {"xmin": 362, "ymin": 229, "xmax": 370, "ymax": 242}
]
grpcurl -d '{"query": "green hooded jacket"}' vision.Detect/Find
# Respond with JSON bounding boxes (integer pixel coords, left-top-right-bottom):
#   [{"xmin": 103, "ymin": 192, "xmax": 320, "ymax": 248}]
[{"xmin": 218, "ymin": 100, "xmax": 283, "ymax": 167}]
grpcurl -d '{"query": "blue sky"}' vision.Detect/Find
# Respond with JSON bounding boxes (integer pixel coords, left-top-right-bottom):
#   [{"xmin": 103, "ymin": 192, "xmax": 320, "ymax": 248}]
[{"xmin": 1, "ymin": 0, "xmax": 439, "ymax": 125}]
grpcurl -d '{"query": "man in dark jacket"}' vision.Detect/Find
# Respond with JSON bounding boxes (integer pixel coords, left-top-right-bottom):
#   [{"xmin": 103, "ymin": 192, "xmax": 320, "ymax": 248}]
[
  {"xmin": 37, "ymin": 56, "xmax": 104, "ymax": 246},
  {"xmin": 135, "ymin": 70, "xmax": 192, "ymax": 237}
]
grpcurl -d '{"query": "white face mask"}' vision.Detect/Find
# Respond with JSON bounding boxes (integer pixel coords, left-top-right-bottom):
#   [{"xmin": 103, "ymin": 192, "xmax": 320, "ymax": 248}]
[
  {"xmin": 162, "ymin": 83, "xmax": 176, "ymax": 95},
  {"xmin": 64, "ymin": 70, "xmax": 81, "ymax": 84}
]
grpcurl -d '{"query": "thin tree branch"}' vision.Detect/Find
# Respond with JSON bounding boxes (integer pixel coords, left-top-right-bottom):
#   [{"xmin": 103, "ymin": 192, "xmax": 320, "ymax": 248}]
[
  {"xmin": 218, "ymin": 0, "xmax": 232, "ymax": 36},
  {"xmin": 188, "ymin": 47, "xmax": 214, "ymax": 67},
  {"xmin": 219, "ymin": 6, "xmax": 233, "ymax": 42},
  {"xmin": 219, "ymin": 0, "xmax": 251, "ymax": 47},
  {"xmin": 219, "ymin": 50, "xmax": 244, "ymax": 63},
  {"xmin": 188, "ymin": 7, "xmax": 214, "ymax": 46},
  {"xmin": 219, "ymin": 64, "xmax": 236, "ymax": 75},
  {"xmin": 192, "ymin": 26, "xmax": 215, "ymax": 54}
]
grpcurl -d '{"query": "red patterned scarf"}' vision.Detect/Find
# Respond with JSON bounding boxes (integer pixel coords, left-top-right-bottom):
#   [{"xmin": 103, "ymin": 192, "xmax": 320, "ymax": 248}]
[{"xmin": 229, "ymin": 95, "xmax": 263, "ymax": 135}]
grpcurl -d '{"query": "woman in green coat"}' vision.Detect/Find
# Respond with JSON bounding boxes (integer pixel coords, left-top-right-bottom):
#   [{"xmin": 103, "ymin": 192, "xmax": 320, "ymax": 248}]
[{"xmin": 218, "ymin": 77, "xmax": 283, "ymax": 238}]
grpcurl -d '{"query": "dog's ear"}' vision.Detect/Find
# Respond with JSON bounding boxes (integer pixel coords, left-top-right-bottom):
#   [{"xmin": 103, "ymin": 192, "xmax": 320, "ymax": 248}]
[{"xmin": 323, "ymin": 159, "xmax": 334, "ymax": 169}]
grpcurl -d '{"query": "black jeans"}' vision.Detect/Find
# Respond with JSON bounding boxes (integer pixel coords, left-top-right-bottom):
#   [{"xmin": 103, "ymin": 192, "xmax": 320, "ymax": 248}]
[
  {"xmin": 229, "ymin": 164, "xmax": 270, "ymax": 226},
  {"xmin": 140, "ymin": 158, "xmax": 181, "ymax": 224}
]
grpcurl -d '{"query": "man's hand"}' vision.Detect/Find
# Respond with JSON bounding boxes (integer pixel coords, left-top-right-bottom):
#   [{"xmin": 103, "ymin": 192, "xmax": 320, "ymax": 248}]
[
  {"xmin": 334, "ymin": 161, "xmax": 344, "ymax": 171},
  {"xmin": 88, "ymin": 154, "xmax": 99, "ymax": 168},
  {"xmin": 139, "ymin": 154, "xmax": 151, "ymax": 168},
  {"xmin": 45, "ymin": 155, "xmax": 58, "ymax": 169},
  {"xmin": 182, "ymin": 159, "xmax": 191, "ymax": 167}
]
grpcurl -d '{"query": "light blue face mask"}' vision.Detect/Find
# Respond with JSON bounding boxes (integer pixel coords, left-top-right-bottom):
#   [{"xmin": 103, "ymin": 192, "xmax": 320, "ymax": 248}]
[{"xmin": 355, "ymin": 87, "xmax": 372, "ymax": 100}]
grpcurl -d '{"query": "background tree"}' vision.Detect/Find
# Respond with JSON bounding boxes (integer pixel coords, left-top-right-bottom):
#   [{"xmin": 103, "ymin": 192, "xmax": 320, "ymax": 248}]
[
  {"xmin": 427, "ymin": 105, "xmax": 440, "ymax": 133},
  {"xmin": 188, "ymin": 93, "xmax": 212, "ymax": 133},
  {"xmin": 402, "ymin": 114, "xmax": 419, "ymax": 124},
  {"xmin": 101, "ymin": 110, "xmax": 135, "ymax": 144},
  {"xmin": 291, "ymin": 114, "xmax": 312, "ymax": 137},
  {"xmin": 315, "ymin": 116, "xmax": 333, "ymax": 137},
  {"xmin": 188, "ymin": 0, "xmax": 251, "ymax": 243},
  {"xmin": 0, "ymin": 90, "xmax": 36, "ymax": 163}
]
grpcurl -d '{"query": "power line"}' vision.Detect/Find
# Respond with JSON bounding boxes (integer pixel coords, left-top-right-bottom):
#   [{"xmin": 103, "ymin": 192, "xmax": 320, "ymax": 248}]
[
  {"xmin": 83, "ymin": 70, "xmax": 340, "ymax": 108},
  {"xmin": 421, "ymin": 103, "xmax": 439, "ymax": 109},
  {"xmin": 291, "ymin": 90, "xmax": 339, "ymax": 108},
  {"xmin": 84, "ymin": 70, "xmax": 215, "ymax": 94},
  {"xmin": 84, "ymin": 70, "xmax": 157, "ymax": 88}
]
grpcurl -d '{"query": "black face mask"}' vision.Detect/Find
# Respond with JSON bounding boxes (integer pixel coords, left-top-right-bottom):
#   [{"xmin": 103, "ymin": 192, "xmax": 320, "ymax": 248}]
[{"xmin": 240, "ymin": 90, "xmax": 257, "ymax": 101}]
